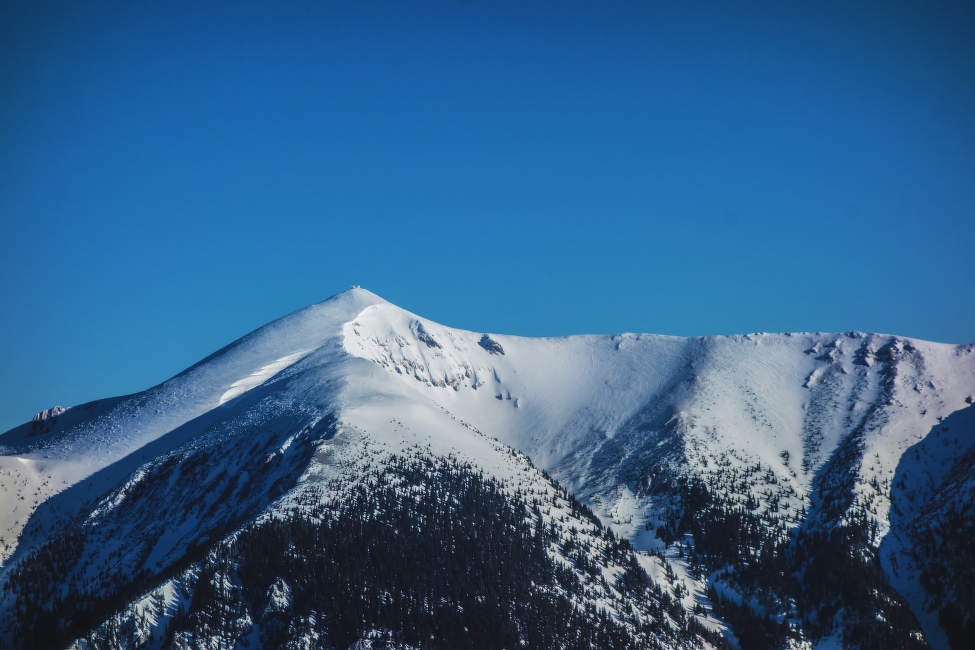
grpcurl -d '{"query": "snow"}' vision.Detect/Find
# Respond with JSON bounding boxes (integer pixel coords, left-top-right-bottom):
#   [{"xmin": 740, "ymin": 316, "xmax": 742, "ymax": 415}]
[
  {"xmin": 67, "ymin": 569, "xmax": 198, "ymax": 650},
  {"xmin": 2, "ymin": 286, "xmax": 974, "ymax": 647},
  {"xmin": 0, "ymin": 287, "xmax": 384, "ymax": 562},
  {"xmin": 218, "ymin": 350, "xmax": 313, "ymax": 405},
  {"xmin": 878, "ymin": 405, "xmax": 975, "ymax": 650},
  {"xmin": 333, "ymin": 293, "xmax": 975, "ymax": 648}
]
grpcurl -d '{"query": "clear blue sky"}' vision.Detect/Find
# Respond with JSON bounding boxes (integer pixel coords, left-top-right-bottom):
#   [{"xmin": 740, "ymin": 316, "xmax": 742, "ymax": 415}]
[{"xmin": 2, "ymin": 1, "xmax": 973, "ymax": 431}]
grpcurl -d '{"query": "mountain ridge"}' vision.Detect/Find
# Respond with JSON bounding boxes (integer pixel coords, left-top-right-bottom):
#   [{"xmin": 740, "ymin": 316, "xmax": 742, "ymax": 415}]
[{"xmin": 2, "ymin": 287, "xmax": 973, "ymax": 649}]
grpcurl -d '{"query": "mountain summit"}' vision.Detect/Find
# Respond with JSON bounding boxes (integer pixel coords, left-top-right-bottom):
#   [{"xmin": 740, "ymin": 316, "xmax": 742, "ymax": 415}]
[{"xmin": 2, "ymin": 289, "xmax": 973, "ymax": 649}]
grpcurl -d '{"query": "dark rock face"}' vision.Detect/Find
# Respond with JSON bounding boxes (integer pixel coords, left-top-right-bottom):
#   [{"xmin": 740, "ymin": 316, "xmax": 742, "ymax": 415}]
[
  {"xmin": 478, "ymin": 334, "xmax": 505, "ymax": 355},
  {"xmin": 413, "ymin": 321, "xmax": 441, "ymax": 349},
  {"xmin": 29, "ymin": 406, "xmax": 66, "ymax": 436}
]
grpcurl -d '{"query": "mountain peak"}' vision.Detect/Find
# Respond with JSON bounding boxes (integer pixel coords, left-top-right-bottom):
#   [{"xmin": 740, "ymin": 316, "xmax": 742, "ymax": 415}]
[
  {"xmin": 332, "ymin": 285, "xmax": 387, "ymax": 303},
  {"xmin": 3, "ymin": 292, "xmax": 975, "ymax": 649}
]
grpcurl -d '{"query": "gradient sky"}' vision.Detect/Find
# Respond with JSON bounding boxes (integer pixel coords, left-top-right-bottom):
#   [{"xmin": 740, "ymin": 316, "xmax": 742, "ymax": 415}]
[{"xmin": 2, "ymin": 1, "xmax": 974, "ymax": 432}]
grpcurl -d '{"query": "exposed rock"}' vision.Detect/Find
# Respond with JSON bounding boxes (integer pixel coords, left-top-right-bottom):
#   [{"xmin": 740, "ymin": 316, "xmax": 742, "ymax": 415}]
[{"xmin": 478, "ymin": 334, "xmax": 504, "ymax": 355}]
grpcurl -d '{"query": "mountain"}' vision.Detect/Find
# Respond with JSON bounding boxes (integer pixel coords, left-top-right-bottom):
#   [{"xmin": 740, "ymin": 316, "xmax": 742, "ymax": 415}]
[{"xmin": 1, "ymin": 287, "xmax": 972, "ymax": 649}]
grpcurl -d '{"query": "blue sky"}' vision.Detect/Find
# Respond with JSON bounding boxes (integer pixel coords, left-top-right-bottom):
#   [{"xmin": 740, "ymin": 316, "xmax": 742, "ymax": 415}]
[{"xmin": 2, "ymin": 1, "xmax": 973, "ymax": 431}]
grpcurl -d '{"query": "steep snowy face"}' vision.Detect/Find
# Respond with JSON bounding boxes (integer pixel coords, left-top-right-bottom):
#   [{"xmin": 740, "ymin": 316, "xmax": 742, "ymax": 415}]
[
  {"xmin": 880, "ymin": 405, "xmax": 975, "ymax": 650},
  {"xmin": 339, "ymin": 304, "xmax": 975, "ymax": 518},
  {"xmin": 341, "ymin": 301, "xmax": 695, "ymax": 465},
  {"xmin": 340, "ymin": 304, "xmax": 975, "ymax": 508}
]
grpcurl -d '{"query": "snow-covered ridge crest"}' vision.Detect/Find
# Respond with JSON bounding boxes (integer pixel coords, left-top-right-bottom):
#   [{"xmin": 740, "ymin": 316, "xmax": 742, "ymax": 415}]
[
  {"xmin": 338, "ymin": 296, "xmax": 975, "ymax": 493},
  {"xmin": 342, "ymin": 301, "xmax": 509, "ymax": 393}
]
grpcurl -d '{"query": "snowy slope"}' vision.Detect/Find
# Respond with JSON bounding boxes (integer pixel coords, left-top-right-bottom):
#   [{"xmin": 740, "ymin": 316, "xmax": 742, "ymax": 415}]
[
  {"xmin": 336, "ymin": 294, "xmax": 975, "ymax": 648},
  {"xmin": 1, "ymin": 287, "xmax": 972, "ymax": 649},
  {"xmin": 879, "ymin": 405, "xmax": 975, "ymax": 650},
  {"xmin": 0, "ymin": 288, "xmax": 382, "ymax": 559}
]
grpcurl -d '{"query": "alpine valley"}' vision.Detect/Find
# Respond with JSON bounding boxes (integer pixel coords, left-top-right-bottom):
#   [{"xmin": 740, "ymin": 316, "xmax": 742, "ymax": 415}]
[{"xmin": 1, "ymin": 288, "xmax": 973, "ymax": 650}]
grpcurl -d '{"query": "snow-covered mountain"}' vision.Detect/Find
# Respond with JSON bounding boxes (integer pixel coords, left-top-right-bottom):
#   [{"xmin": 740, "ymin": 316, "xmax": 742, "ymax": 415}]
[{"xmin": 1, "ymin": 287, "xmax": 972, "ymax": 649}]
